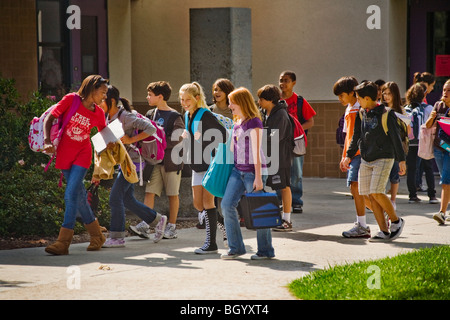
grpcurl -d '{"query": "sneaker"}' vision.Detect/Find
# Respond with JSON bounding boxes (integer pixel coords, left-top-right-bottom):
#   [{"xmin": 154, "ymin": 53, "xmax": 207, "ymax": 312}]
[
  {"xmin": 102, "ymin": 238, "xmax": 125, "ymax": 248},
  {"xmin": 250, "ymin": 254, "xmax": 274, "ymax": 260},
  {"xmin": 293, "ymin": 205, "xmax": 303, "ymax": 214},
  {"xmin": 433, "ymin": 212, "xmax": 446, "ymax": 225},
  {"xmin": 429, "ymin": 197, "xmax": 439, "ymax": 204},
  {"xmin": 220, "ymin": 252, "xmax": 245, "ymax": 260},
  {"xmin": 408, "ymin": 196, "xmax": 422, "ymax": 203},
  {"xmin": 153, "ymin": 215, "xmax": 167, "ymax": 243},
  {"xmin": 369, "ymin": 231, "xmax": 390, "ymax": 242},
  {"xmin": 129, "ymin": 221, "xmax": 150, "ymax": 239},
  {"xmin": 163, "ymin": 224, "xmax": 178, "ymax": 239},
  {"xmin": 389, "ymin": 218, "xmax": 405, "ymax": 240},
  {"xmin": 342, "ymin": 222, "xmax": 371, "ymax": 238},
  {"xmin": 272, "ymin": 220, "xmax": 292, "ymax": 232},
  {"xmin": 194, "ymin": 247, "xmax": 218, "ymax": 254}
]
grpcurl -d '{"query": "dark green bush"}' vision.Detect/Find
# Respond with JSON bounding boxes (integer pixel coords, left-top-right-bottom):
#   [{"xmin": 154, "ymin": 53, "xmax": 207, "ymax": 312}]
[
  {"xmin": 0, "ymin": 163, "xmax": 111, "ymax": 237},
  {"xmin": 0, "ymin": 76, "xmax": 53, "ymax": 172},
  {"xmin": 0, "ymin": 76, "xmax": 111, "ymax": 237}
]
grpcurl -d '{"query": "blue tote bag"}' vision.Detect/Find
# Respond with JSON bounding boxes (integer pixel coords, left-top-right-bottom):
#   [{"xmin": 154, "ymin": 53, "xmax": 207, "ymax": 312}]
[{"xmin": 202, "ymin": 130, "xmax": 234, "ymax": 198}]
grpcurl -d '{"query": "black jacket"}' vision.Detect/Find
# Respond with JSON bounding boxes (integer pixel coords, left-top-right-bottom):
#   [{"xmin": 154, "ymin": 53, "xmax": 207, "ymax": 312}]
[
  {"xmin": 184, "ymin": 108, "xmax": 228, "ymax": 172},
  {"xmin": 263, "ymin": 100, "xmax": 293, "ymax": 170},
  {"xmin": 347, "ymin": 104, "xmax": 405, "ymax": 162}
]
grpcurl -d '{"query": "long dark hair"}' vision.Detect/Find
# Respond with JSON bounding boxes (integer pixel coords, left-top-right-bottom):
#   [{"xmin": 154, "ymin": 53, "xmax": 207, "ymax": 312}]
[
  {"xmin": 104, "ymin": 85, "xmax": 132, "ymax": 113},
  {"xmin": 382, "ymin": 81, "xmax": 402, "ymax": 113}
]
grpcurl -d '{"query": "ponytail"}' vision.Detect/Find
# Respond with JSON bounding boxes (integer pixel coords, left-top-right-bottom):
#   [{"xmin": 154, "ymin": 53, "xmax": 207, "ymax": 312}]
[
  {"xmin": 179, "ymin": 81, "xmax": 208, "ymax": 110},
  {"xmin": 105, "ymin": 85, "xmax": 132, "ymax": 112},
  {"xmin": 413, "ymin": 72, "xmax": 435, "ymax": 86},
  {"xmin": 119, "ymin": 97, "xmax": 132, "ymax": 112}
]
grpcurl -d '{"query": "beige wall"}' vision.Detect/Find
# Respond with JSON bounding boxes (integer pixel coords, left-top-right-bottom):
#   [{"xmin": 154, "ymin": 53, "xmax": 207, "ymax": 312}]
[
  {"xmin": 115, "ymin": 0, "xmax": 407, "ymax": 105},
  {"xmin": 107, "ymin": 0, "xmax": 408, "ymax": 177},
  {"xmin": 107, "ymin": 0, "xmax": 133, "ymax": 100}
]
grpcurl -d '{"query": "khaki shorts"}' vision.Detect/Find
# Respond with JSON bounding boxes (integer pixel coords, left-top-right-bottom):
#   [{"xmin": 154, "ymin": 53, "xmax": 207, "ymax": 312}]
[
  {"xmin": 145, "ymin": 164, "xmax": 182, "ymax": 197},
  {"xmin": 358, "ymin": 158, "xmax": 394, "ymax": 196}
]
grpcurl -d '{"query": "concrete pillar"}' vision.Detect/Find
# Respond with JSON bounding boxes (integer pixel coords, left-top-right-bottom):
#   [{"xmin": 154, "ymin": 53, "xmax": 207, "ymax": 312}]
[{"xmin": 190, "ymin": 7, "xmax": 252, "ymax": 103}]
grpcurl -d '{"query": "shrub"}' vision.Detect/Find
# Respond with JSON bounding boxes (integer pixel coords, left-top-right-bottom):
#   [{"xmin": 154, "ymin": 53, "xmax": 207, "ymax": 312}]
[
  {"xmin": 0, "ymin": 76, "xmax": 111, "ymax": 237},
  {"xmin": 0, "ymin": 76, "xmax": 54, "ymax": 172},
  {"xmin": 0, "ymin": 163, "xmax": 111, "ymax": 237}
]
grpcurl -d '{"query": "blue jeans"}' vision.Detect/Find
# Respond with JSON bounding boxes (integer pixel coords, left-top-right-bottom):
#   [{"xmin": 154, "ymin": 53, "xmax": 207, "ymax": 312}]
[
  {"xmin": 221, "ymin": 167, "xmax": 274, "ymax": 257},
  {"xmin": 290, "ymin": 155, "xmax": 304, "ymax": 206},
  {"xmin": 109, "ymin": 171, "xmax": 157, "ymax": 234},
  {"xmin": 62, "ymin": 165, "xmax": 96, "ymax": 229},
  {"xmin": 434, "ymin": 147, "xmax": 450, "ymax": 185}
]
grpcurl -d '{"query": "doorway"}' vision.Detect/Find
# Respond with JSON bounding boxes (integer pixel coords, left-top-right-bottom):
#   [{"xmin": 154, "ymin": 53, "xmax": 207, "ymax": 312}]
[
  {"xmin": 409, "ymin": 0, "xmax": 450, "ymax": 105},
  {"xmin": 70, "ymin": 0, "xmax": 108, "ymax": 90}
]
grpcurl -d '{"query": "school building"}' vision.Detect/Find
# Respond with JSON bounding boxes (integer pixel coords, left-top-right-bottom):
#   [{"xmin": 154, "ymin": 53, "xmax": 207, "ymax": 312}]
[{"xmin": 1, "ymin": 0, "xmax": 450, "ymax": 178}]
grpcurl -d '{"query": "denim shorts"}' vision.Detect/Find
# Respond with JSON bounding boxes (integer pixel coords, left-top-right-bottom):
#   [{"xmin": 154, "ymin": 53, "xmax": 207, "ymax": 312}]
[
  {"xmin": 346, "ymin": 155, "xmax": 361, "ymax": 187},
  {"xmin": 434, "ymin": 147, "xmax": 450, "ymax": 185},
  {"xmin": 389, "ymin": 161, "xmax": 400, "ymax": 184}
]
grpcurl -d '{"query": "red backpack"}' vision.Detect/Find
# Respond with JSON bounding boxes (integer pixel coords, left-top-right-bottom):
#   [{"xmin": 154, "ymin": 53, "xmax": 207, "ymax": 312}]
[{"xmin": 289, "ymin": 114, "xmax": 307, "ymax": 156}]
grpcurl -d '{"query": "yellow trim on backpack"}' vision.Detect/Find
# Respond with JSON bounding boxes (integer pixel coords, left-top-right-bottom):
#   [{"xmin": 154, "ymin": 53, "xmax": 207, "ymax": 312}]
[{"xmin": 359, "ymin": 107, "xmax": 390, "ymax": 135}]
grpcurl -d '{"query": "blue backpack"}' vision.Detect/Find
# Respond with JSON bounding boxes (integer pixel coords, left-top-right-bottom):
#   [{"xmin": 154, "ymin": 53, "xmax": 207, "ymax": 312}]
[
  {"xmin": 185, "ymin": 108, "xmax": 234, "ymax": 134},
  {"xmin": 405, "ymin": 102, "xmax": 426, "ymax": 145}
]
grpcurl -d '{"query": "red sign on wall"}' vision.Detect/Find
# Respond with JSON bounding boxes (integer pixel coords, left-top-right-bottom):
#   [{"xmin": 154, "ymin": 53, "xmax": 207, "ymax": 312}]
[{"xmin": 436, "ymin": 55, "xmax": 450, "ymax": 77}]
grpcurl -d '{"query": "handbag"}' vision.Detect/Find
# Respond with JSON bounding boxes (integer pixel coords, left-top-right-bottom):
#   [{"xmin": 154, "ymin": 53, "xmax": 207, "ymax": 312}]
[
  {"xmin": 237, "ymin": 191, "xmax": 282, "ymax": 230},
  {"xmin": 418, "ymin": 124, "xmax": 435, "ymax": 160},
  {"xmin": 87, "ymin": 183, "xmax": 99, "ymax": 214},
  {"xmin": 202, "ymin": 133, "xmax": 234, "ymax": 198}
]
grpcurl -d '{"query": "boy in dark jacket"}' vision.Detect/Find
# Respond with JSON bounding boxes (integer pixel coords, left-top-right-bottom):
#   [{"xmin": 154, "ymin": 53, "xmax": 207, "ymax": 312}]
[
  {"xmin": 343, "ymin": 81, "xmax": 406, "ymax": 242},
  {"xmin": 258, "ymin": 85, "xmax": 293, "ymax": 231}
]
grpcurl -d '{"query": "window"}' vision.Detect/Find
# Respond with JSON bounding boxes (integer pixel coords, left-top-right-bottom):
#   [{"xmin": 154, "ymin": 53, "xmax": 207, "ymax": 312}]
[{"xmin": 37, "ymin": 0, "xmax": 69, "ymax": 98}]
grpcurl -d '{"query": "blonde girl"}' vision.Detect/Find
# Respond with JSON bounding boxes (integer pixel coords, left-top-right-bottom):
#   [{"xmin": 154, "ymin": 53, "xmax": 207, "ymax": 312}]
[{"xmin": 180, "ymin": 82, "xmax": 228, "ymax": 254}]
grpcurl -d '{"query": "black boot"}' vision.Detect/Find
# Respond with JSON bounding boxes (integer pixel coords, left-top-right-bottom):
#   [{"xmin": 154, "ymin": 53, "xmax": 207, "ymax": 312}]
[{"xmin": 194, "ymin": 208, "xmax": 218, "ymax": 254}]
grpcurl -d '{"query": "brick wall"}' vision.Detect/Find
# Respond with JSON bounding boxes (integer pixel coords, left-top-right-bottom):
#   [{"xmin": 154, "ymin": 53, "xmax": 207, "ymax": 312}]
[
  {"xmin": 304, "ymin": 101, "xmax": 347, "ymax": 178},
  {"xmin": 0, "ymin": 0, "xmax": 38, "ymax": 101}
]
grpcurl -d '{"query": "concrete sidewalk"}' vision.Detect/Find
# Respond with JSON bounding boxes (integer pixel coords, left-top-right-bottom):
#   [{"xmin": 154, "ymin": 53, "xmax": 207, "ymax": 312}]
[{"xmin": 0, "ymin": 177, "xmax": 448, "ymax": 300}]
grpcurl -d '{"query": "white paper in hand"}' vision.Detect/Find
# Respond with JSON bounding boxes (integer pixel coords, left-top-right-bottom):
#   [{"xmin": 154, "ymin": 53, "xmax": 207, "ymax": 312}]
[{"xmin": 91, "ymin": 119, "xmax": 125, "ymax": 153}]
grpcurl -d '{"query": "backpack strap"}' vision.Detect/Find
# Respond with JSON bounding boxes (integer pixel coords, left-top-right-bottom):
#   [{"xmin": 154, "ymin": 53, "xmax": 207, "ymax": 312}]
[
  {"xmin": 359, "ymin": 106, "xmax": 390, "ymax": 135},
  {"xmin": 296, "ymin": 95, "xmax": 304, "ymax": 124},
  {"xmin": 381, "ymin": 107, "xmax": 390, "ymax": 135},
  {"xmin": 45, "ymin": 94, "xmax": 81, "ymax": 187},
  {"xmin": 185, "ymin": 108, "xmax": 208, "ymax": 134}
]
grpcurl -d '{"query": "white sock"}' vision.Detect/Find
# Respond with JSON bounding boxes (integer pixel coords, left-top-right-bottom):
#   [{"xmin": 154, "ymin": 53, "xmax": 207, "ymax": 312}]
[
  {"xmin": 282, "ymin": 212, "xmax": 291, "ymax": 223},
  {"xmin": 357, "ymin": 215, "xmax": 366, "ymax": 228}
]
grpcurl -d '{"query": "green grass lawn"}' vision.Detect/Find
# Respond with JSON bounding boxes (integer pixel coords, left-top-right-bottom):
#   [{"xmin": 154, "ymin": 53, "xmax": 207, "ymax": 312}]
[{"xmin": 289, "ymin": 245, "xmax": 449, "ymax": 300}]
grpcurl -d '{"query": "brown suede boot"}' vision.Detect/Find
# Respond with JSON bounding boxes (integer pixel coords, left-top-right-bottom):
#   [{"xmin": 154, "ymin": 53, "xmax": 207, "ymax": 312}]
[
  {"xmin": 84, "ymin": 219, "xmax": 106, "ymax": 251},
  {"xmin": 45, "ymin": 227, "xmax": 74, "ymax": 255}
]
